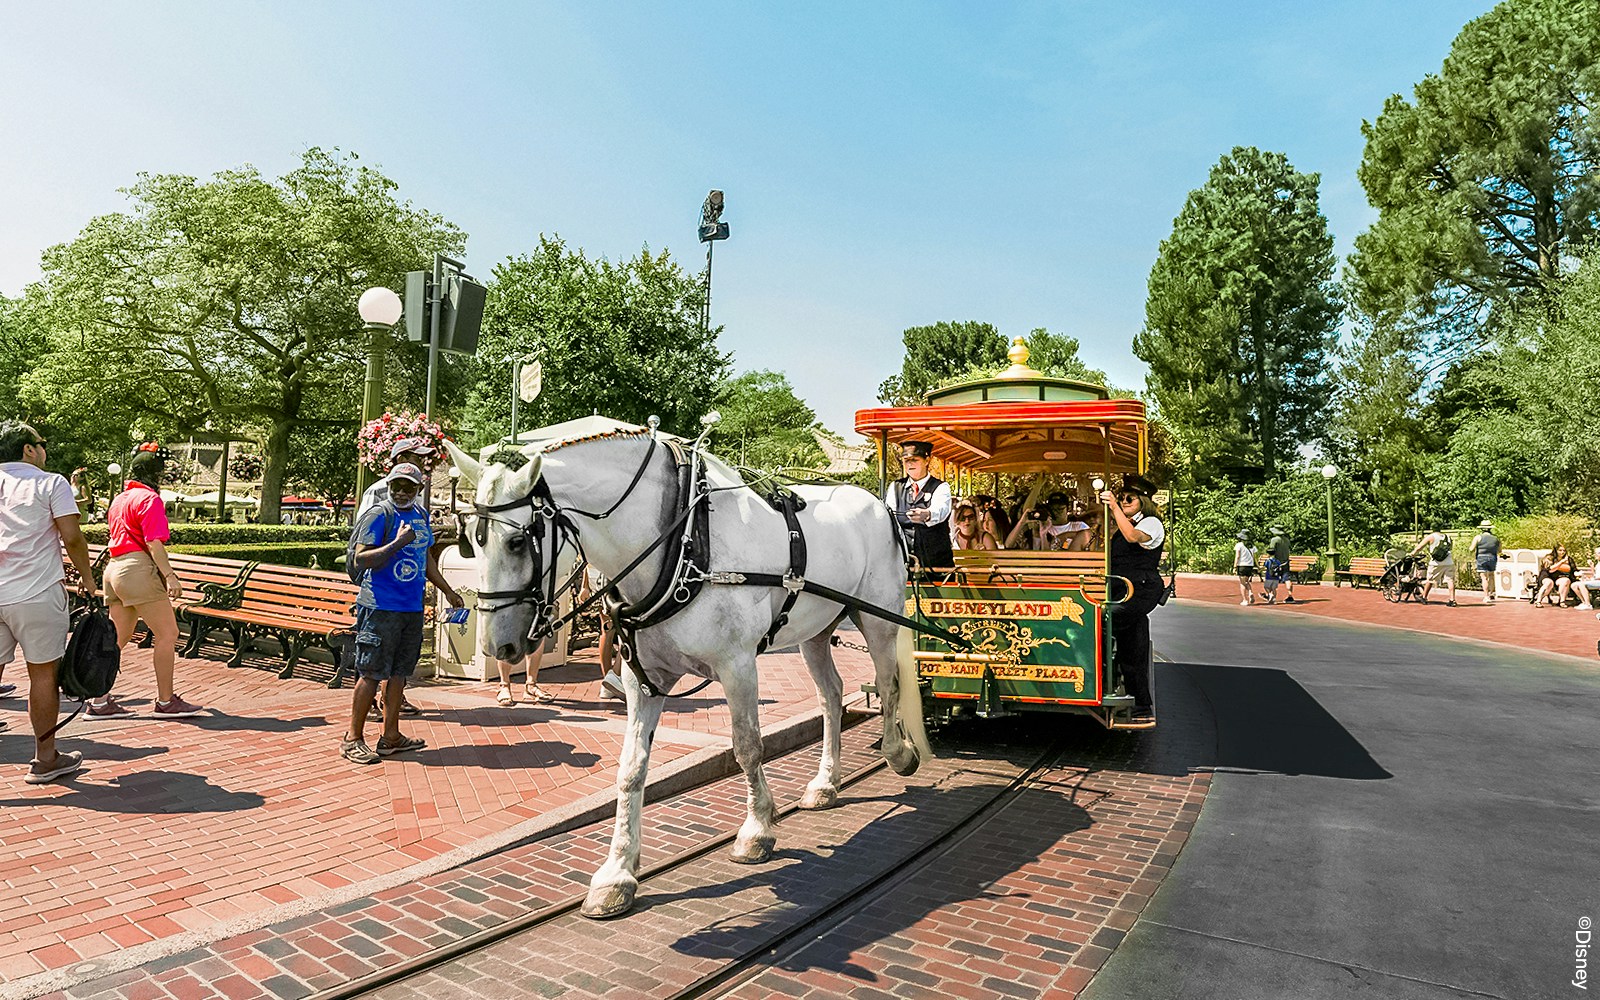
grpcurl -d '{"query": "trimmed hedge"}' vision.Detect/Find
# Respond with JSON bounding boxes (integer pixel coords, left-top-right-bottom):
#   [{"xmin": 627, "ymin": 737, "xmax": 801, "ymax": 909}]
[
  {"xmin": 168, "ymin": 542, "xmax": 347, "ymax": 569},
  {"xmin": 83, "ymin": 523, "xmax": 347, "ymax": 545}
]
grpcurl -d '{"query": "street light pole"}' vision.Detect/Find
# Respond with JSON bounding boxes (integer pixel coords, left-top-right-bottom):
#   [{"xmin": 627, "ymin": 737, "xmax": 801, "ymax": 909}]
[
  {"xmin": 356, "ymin": 286, "xmax": 403, "ymax": 503},
  {"xmin": 1321, "ymin": 463, "xmax": 1339, "ymax": 581},
  {"xmin": 698, "ymin": 189, "xmax": 730, "ymax": 339}
]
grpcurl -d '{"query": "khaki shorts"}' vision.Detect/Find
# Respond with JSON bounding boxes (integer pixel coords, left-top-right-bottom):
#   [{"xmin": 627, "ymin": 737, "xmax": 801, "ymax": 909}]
[
  {"xmin": 104, "ymin": 551, "xmax": 168, "ymax": 610},
  {"xmin": 0, "ymin": 585, "xmax": 69, "ymax": 666},
  {"xmin": 1426, "ymin": 560, "xmax": 1454, "ymax": 586}
]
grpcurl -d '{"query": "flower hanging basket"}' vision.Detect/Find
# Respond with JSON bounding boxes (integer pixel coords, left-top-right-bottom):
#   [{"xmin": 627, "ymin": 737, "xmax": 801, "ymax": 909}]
[{"xmin": 356, "ymin": 410, "xmax": 448, "ymax": 474}]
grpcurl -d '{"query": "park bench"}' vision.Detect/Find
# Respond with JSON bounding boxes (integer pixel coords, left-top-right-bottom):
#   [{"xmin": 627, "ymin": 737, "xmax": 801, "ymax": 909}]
[
  {"xmin": 1335, "ymin": 556, "xmax": 1388, "ymax": 588},
  {"xmin": 1288, "ymin": 554, "xmax": 1318, "ymax": 582},
  {"xmin": 182, "ymin": 562, "xmax": 359, "ymax": 684}
]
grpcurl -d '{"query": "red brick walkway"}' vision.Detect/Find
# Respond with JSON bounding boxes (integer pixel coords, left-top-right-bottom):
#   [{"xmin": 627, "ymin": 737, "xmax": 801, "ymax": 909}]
[
  {"xmin": 1176, "ymin": 573, "xmax": 1600, "ymax": 662},
  {"xmin": 0, "ymin": 641, "xmax": 874, "ymax": 995}
]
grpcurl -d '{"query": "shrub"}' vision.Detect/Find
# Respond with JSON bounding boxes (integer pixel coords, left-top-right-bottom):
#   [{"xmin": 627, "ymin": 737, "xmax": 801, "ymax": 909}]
[
  {"xmin": 1169, "ymin": 470, "xmax": 1387, "ymax": 571},
  {"xmin": 82, "ymin": 523, "xmax": 347, "ymax": 544},
  {"xmin": 1497, "ymin": 513, "xmax": 1594, "ymax": 560},
  {"xmin": 168, "ymin": 542, "xmax": 347, "ymax": 569}
]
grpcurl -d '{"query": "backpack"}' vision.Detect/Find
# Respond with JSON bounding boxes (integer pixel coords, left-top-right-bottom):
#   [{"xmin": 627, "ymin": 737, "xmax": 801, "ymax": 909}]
[
  {"xmin": 345, "ymin": 501, "xmax": 399, "ymax": 584},
  {"xmin": 41, "ymin": 600, "xmax": 123, "ymax": 740},
  {"xmin": 1430, "ymin": 535, "xmax": 1453, "ymax": 562}
]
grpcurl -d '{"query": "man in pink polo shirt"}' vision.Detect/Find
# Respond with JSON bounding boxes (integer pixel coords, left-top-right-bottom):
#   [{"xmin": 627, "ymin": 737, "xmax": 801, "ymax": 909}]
[{"xmin": 91, "ymin": 445, "xmax": 203, "ymax": 719}]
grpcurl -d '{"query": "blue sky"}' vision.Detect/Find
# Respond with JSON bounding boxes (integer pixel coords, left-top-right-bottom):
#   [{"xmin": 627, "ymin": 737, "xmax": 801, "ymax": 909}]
[{"xmin": 1, "ymin": 1, "xmax": 1491, "ymax": 436}]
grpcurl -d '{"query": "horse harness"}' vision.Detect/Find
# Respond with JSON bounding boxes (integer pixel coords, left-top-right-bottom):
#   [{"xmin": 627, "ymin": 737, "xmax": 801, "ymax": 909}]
[{"xmin": 469, "ymin": 432, "xmax": 968, "ymax": 699}]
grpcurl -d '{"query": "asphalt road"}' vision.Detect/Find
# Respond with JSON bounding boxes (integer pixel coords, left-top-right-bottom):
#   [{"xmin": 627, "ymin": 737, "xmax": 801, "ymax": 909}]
[{"xmin": 1085, "ymin": 602, "xmax": 1600, "ymax": 1000}]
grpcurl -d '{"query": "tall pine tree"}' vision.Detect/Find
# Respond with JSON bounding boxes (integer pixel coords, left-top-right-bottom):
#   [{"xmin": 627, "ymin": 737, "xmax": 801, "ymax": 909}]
[{"xmin": 1135, "ymin": 146, "xmax": 1341, "ymax": 480}]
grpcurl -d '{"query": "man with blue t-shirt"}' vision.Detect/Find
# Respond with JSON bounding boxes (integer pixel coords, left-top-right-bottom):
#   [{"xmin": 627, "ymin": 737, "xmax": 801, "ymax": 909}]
[{"xmin": 341, "ymin": 464, "xmax": 462, "ymax": 765}]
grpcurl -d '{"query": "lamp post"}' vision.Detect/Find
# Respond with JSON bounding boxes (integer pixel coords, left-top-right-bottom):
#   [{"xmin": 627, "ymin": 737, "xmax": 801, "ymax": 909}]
[
  {"xmin": 355, "ymin": 286, "xmax": 403, "ymax": 502},
  {"xmin": 1321, "ymin": 463, "xmax": 1339, "ymax": 581},
  {"xmin": 698, "ymin": 189, "xmax": 730, "ymax": 338}
]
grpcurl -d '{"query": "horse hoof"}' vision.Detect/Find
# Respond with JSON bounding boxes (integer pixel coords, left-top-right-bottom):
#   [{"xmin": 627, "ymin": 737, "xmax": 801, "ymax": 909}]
[
  {"xmin": 885, "ymin": 744, "xmax": 921, "ymax": 776},
  {"xmin": 730, "ymin": 836, "xmax": 775, "ymax": 864},
  {"xmin": 799, "ymin": 786, "xmax": 838, "ymax": 810},
  {"xmin": 581, "ymin": 883, "xmax": 636, "ymax": 919}
]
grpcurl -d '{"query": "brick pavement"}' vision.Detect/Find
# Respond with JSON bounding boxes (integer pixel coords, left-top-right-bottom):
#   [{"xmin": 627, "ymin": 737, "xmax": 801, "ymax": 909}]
[
  {"xmin": 1176, "ymin": 573, "xmax": 1600, "ymax": 663},
  {"xmin": 0, "ymin": 638, "xmax": 875, "ymax": 998}
]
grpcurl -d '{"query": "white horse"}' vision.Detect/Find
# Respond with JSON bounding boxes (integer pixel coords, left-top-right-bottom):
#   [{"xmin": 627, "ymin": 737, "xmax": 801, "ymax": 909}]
[{"xmin": 444, "ymin": 430, "xmax": 931, "ymax": 919}]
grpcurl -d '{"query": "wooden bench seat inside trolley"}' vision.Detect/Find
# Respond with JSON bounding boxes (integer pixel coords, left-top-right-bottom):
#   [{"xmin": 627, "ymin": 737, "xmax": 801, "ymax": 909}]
[{"xmin": 950, "ymin": 550, "xmax": 1111, "ymax": 601}]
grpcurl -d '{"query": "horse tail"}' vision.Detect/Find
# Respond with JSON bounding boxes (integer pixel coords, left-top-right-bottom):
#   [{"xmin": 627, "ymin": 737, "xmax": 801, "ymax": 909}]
[{"xmin": 895, "ymin": 625, "xmax": 932, "ymax": 762}]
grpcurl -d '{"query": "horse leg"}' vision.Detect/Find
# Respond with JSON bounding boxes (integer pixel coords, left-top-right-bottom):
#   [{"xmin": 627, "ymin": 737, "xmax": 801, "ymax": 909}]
[
  {"xmin": 797, "ymin": 629, "xmax": 844, "ymax": 809},
  {"xmin": 582, "ymin": 669, "xmax": 666, "ymax": 919},
  {"xmin": 854, "ymin": 613, "xmax": 926, "ymax": 776},
  {"xmin": 723, "ymin": 655, "xmax": 778, "ymax": 863}
]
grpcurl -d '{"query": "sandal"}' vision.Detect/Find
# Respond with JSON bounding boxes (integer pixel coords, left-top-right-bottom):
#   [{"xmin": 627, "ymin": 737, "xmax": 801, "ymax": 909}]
[
  {"xmin": 399, "ymin": 700, "xmax": 422, "ymax": 717},
  {"xmin": 496, "ymin": 685, "xmax": 516, "ymax": 707},
  {"xmin": 525, "ymin": 684, "xmax": 556, "ymax": 704}
]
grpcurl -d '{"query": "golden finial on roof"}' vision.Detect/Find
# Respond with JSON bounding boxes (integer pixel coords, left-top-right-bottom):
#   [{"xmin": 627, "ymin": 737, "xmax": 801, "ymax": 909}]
[{"xmin": 998, "ymin": 337, "xmax": 1043, "ymax": 379}]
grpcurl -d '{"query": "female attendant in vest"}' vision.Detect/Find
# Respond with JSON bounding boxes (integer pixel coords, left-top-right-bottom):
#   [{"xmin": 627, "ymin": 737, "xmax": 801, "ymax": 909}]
[
  {"xmin": 885, "ymin": 441, "xmax": 953, "ymax": 571},
  {"xmin": 1098, "ymin": 475, "xmax": 1165, "ymax": 725},
  {"xmin": 952, "ymin": 499, "xmax": 1000, "ymax": 551},
  {"xmin": 89, "ymin": 444, "xmax": 205, "ymax": 720}
]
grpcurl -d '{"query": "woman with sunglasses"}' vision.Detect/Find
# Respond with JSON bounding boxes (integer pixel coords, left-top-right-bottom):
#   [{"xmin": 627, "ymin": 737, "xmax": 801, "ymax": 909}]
[
  {"xmin": 951, "ymin": 499, "xmax": 1001, "ymax": 551},
  {"xmin": 1097, "ymin": 474, "xmax": 1166, "ymax": 725}
]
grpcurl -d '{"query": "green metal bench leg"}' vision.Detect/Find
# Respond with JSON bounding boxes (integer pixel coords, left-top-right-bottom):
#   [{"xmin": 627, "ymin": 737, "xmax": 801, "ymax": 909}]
[
  {"xmin": 278, "ymin": 632, "xmax": 303, "ymax": 680},
  {"xmin": 328, "ymin": 642, "xmax": 347, "ymax": 689},
  {"xmin": 226, "ymin": 623, "xmax": 249, "ymax": 668}
]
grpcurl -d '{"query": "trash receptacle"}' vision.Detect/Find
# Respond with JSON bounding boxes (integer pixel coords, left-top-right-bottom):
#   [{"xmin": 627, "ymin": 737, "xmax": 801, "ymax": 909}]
[{"xmin": 435, "ymin": 546, "xmax": 569, "ymax": 680}]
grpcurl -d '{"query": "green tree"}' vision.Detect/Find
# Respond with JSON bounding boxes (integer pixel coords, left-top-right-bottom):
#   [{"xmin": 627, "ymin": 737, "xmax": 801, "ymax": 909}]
[
  {"xmin": 1324, "ymin": 316, "xmax": 1436, "ymax": 528},
  {"xmin": 709, "ymin": 370, "xmax": 824, "ymax": 471},
  {"xmin": 465, "ymin": 235, "xmax": 728, "ymax": 441},
  {"xmin": 286, "ymin": 429, "xmax": 358, "ymax": 511},
  {"xmin": 20, "ymin": 148, "xmax": 462, "ymax": 523},
  {"xmin": 1136, "ymin": 146, "xmax": 1342, "ymax": 480},
  {"xmin": 1350, "ymin": 0, "xmax": 1600, "ymax": 350},
  {"xmin": 1427, "ymin": 414, "xmax": 1546, "ymax": 524},
  {"xmin": 876, "ymin": 321, "xmax": 1008, "ymax": 405}
]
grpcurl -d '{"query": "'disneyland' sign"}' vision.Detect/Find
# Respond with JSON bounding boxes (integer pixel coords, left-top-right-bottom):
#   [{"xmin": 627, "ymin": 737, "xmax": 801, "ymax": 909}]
[
  {"xmin": 904, "ymin": 596, "xmax": 1085, "ymax": 625},
  {"xmin": 911, "ymin": 584, "xmax": 1103, "ymax": 706}
]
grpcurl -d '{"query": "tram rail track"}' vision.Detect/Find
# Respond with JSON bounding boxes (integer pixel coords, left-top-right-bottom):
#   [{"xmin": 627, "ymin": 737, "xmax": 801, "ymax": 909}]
[
  {"xmin": 321, "ymin": 732, "xmax": 1069, "ymax": 1000},
  {"xmin": 666, "ymin": 738, "xmax": 1073, "ymax": 1000}
]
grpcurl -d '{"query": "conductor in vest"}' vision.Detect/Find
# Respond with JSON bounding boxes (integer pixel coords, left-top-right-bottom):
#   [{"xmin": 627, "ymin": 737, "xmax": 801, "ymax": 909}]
[
  {"xmin": 885, "ymin": 441, "xmax": 954, "ymax": 571},
  {"xmin": 1098, "ymin": 474, "xmax": 1165, "ymax": 725}
]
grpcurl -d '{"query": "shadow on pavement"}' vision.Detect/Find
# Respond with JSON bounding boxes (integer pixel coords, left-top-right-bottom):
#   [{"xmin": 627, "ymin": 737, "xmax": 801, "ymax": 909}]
[
  {"xmin": 411, "ymin": 741, "xmax": 602, "ymax": 770},
  {"xmin": 1179, "ymin": 662, "xmax": 1391, "ymax": 780},
  {"xmin": 0, "ymin": 770, "xmax": 265, "ymax": 812},
  {"xmin": 663, "ymin": 782, "xmax": 1091, "ymax": 978}
]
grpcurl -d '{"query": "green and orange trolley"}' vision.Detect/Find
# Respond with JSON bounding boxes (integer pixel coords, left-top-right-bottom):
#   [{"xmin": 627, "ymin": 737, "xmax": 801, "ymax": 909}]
[{"xmin": 855, "ymin": 339, "xmax": 1156, "ymax": 730}]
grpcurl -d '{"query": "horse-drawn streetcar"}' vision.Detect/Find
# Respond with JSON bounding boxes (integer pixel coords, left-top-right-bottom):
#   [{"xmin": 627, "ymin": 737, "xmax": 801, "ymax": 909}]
[{"xmin": 855, "ymin": 338, "xmax": 1160, "ymax": 730}]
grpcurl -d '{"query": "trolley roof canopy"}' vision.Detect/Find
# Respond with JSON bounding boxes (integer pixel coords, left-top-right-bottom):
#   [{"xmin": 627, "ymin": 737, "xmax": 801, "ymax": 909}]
[{"xmin": 854, "ymin": 340, "xmax": 1147, "ymax": 475}]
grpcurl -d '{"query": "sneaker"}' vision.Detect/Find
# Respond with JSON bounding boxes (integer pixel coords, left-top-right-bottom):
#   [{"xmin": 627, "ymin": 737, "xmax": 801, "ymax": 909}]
[
  {"xmin": 1283, "ymin": 596, "xmax": 1296, "ymax": 604},
  {"xmin": 1446, "ymin": 600, "xmax": 1457, "ymax": 607},
  {"xmin": 601, "ymin": 671, "xmax": 626, "ymax": 700},
  {"xmin": 153, "ymin": 695, "xmax": 206, "ymax": 719},
  {"xmin": 0, "ymin": 682, "xmax": 17, "ymax": 697},
  {"xmin": 341, "ymin": 737, "xmax": 380, "ymax": 765},
  {"xmin": 375, "ymin": 735, "xmax": 426, "ymax": 756},
  {"xmin": 25, "ymin": 750, "xmax": 84, "ymax": 784},
  {"xmin": 86, "ymin": 698, "xmax": 135, "ymax": 720}
]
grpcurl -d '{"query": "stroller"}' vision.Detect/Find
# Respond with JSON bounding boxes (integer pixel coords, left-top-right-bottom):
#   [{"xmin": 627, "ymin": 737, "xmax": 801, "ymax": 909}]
[{"xmin": 1380, "ymin": 550, "xmax": 1426, "ymax": 603}]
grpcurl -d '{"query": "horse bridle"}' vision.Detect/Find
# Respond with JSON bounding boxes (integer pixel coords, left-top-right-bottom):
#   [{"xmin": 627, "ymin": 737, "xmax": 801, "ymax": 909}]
[{"xmin": 464, "ymin": 433, "xmax": 662, "ymax": 635}]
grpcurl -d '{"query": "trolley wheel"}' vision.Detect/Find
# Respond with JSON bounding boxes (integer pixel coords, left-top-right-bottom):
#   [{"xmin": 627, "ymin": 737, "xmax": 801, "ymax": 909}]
[{"xmin": 1381, "ymin": 580, "xmax": 1402, "ymax": 603}]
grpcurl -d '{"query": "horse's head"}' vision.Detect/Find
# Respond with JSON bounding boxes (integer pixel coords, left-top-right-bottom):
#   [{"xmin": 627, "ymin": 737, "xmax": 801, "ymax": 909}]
[{"xmin": 444, "ymin": 438, "xmax": 551, "ymax": 664}]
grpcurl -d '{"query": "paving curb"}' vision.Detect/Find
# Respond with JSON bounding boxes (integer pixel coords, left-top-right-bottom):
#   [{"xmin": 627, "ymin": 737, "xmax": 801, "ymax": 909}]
[{"xmin": 2, "ymin": 697, "xmax": 864, "ymax": 1000}]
